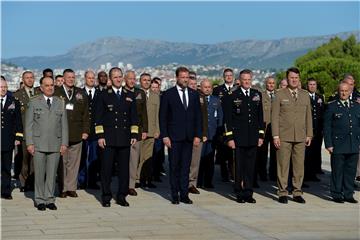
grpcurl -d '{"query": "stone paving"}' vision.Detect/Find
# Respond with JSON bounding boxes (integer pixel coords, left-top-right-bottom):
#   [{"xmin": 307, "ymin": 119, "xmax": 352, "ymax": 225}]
[{"xmin": 1, "ymin": 149, "xmax": 359, "ymax": 240}]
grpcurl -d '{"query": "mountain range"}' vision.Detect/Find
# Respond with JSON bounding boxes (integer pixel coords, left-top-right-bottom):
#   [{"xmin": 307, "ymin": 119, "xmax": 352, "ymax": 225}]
[{"xmin": 4, "ymin": 31, "xmax": 359, "ymax": 70}]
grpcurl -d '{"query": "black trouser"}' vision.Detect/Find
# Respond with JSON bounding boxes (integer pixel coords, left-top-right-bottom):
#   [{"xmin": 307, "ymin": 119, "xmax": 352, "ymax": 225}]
[
  {"xmin": 101, "ymin": 146, "xmax": 130, "ymax": 203},
  {"xmin": 168, "ymin": 140, "xmax": 193, "ymax": 200},
  {"xmin": 256, "ymin": 126, "xmax": 276, "ymax": 181},
  {"xmin": 330, "ymin": 153, "xmax": 358, "ymax": 199},
  {"xmin": 152, "ymin": 139, "xmax": 165, "ymax": 179},
  {"xmin": 78, "ymin": 139, "xmax": 100, "ymax": 187},
  {"xmin": 198, "ymin": 141, "xmax": 216, "ymax": 187},
  {"xmin": 235, "ymin": 146, "xmax": 257, "ymax": 199},
  {"xmin": 14, "ymin": 144, "xmax": 23, "ymax": 178},
  {"xmin": 304, "ymin": 133, "xmax": 323, "ymax": 179},
  {"xmin": 217, "ymin": 143, "xmax": 234, "ymax": 180},
  {"xmin": 1, "ymin": 150, "xmax": 13, "ymax": 196}
]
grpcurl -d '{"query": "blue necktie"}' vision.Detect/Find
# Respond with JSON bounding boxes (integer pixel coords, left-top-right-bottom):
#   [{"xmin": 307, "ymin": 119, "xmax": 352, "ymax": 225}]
[{"xmin": 117, "ymin": 90, "xmax": 121, "ymax": 100}]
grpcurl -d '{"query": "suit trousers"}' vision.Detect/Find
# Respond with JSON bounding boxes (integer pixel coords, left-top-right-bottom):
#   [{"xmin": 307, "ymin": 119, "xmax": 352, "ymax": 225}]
[
  {"xmin": 129, "ymin": 141, "xmax": 141, "ymax": 188},
  {"xmin": 277, "ymin": 141, "xmax": 305, "ymax": 197},
  {"xmin": 61, "ymin": 141, "xmax": 82, "ymax": 192},
  {"xmin": 330, "ymin": 153, "xmax": 358, "ymax": 199},
  {"xmin": 305, "ymin": 133, "xmax": 323, "ymax": 179},
  {"xmin": 78, "ymin": 139, "xmax": 99, "ymax": 187},
  {"xmin": 34, "ymin": 151, "xmax": 60, "ymax": 205},
  {"xmin": 168, "ymin": 140, "xmax": 193, "ymax": 200},
  {"xmin": 217, "ymin": 143, "xmax": 234, "ymax": 180},
  {"xmin": 189, "ymin": 142, "xmax": 203, "ymax": 188},
  {"xmin": 19, "ymin": 142, "xmax": 34, "ymax": 188},
  {"xmin": 198, "ymin": 141, "xmax": 216, "ymax": 187},
  {"xmin": 101, "ymin": 146, "xmax": 130, "ymax": 203},
  {"xmin": 138, "ymin": 138, "xmax": 155, "ymax": 182},
  {"xmin": 14, "ymin": 144, "xmax": 23, "ymax": 178},
  {"xmin": 1, "ymin": 150, "xmax": 13, "ymax": 196},
  {"xmin": 235, "ymin": 146, "xmax": 257, "ymax": 199}
]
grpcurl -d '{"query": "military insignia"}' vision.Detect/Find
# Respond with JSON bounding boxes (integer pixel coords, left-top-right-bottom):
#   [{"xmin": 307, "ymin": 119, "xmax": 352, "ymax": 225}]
[
  {"xmin": 234, "ymin": 99, "xmax": 242, "ymax": 106},
  {"xmin": 108, "ymin": 89, "xmax": 113, "ymax": 93},
  {"xmin": 123, "ymin": 89, "xmax": 127, "ymax": 93},
  {"xmin": 219, "ymin": 92, "xmax": 224, "ymax": 97},
  {"xmin": 356, "ymin": 97, "xmax": 360, "ymax": 104},
  {"xmin": 107, "ymin": 104, "xmax": 114, "ymax": 111},
  {"xmin": 317, "ymin": 98, "xmax": 323, "ymax": 104},
  {"xmin": 8, "ymin": 102, "xmax": 15, "ymax": 109},
  {"xmin": 334, "ymin": 113, "xmax": 343, "ymax": 118},
  {"xmin": 214, "ymin": 110, "xmax": 218, "ymax": 118},
  {"xmin": 75, "ymin": 93, "xmax": 83, "ymax": 100},
  {"xmin": 136, "ymin": 94, "xmax": 142, "ymax": 100},
  {"xmin": 252, "ymin": 94, "xmax": 260, "ymax": 101},
  {"xmin": 126, "ymin": 97, "xmax": 133, "ymax": 102},
  {"xmin": 200, "ymin": 97, "xmax": 204, "ymax": 104},
  {"xmin": 281, "ymin": 99, "xmax": 289, "ymax": 102},
  {"xmin": 21, "ymin": 106, "xmax": 25, "ymax": 111}
]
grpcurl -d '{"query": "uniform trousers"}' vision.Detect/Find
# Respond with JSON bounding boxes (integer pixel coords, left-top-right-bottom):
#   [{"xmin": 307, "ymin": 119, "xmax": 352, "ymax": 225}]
[
  {"xmin": 189, "ymin": 142, "xmax": 203, "ymax": 188},
  {"xmin": 101, "ymin": 146, "xmax": 130, "ymax": 203},
  {"xmin": 19, "ymin": 141, "xmax": 34, "ymax": 188},
  {"xmin": 34, "ymin": 151, "xmax": 60, "ymax": 205},
  {"xmin": 1, "ymin": 151, "xmax": 13, "ymax": 196},
  {"xmin": 198, "ymin": 141, "xmax": 216, "ymax": 187},
  {"xmin": 129, "ymin": 141, "xmax": 141, "ymax": 188},
  {"xmin": 138, "ymin": 138, "xmax": 155, "ymax": 182},
  {"xmin": 331, "ymin": 153, "xmax": 358, "ymax": 199},
  {"xmin": 168, "ymin": 140, "xmax": 193, "ymax": 200},
  {"xmin": 61, "ymin": 141, "xmax": 82, "ymax": 192},
  {"xmin": 277, "ymin": 141, "xmax": 305, "ymax": 197}
]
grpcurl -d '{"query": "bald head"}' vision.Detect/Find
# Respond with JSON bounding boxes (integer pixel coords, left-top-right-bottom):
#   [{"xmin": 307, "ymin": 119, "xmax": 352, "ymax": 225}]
[
  {"xmin": 200, "ymin": 79, "xmax": 212, "ymax": 96},
  {"xmin": 338, "ymin": 82, "xmax": 351, "ymax": 101}
]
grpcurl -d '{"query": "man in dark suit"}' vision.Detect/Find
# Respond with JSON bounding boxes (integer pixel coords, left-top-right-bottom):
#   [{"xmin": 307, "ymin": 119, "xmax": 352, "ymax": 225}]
[
  {"xmin": 54, "ymin": 69, "xmax": 90, "ymax": 198},
  {"xmin": 198, "ymin": 79, "xmax": 223, "ymax": 189},
  {"xmin": 324, "ymin": 82, "xmax": 360, "ymax": 203},
  {"xmin": 304, "ymin": 78, "xmax": 325, "ymax": 181},
  {"xmin": 1, "ymin": 79, "xmax": 23, "ymax": 199},
  {"xmin": 160, "ymin": 66, "xmax": 202, "ymax": 204},
  {"xmin": 223, "ymin": 69, "xmax": 265, "ymax": 203},
  {"xmin": 212, "ymin": 68, "xmax": 238, "ymax": 182},
  {"xmin": 78, "ymin": 70, "xmax": 100, "ymax": 189},
  {"xmin": 95, "ymin": 67, "xmax": 139, "ymax": 207}
]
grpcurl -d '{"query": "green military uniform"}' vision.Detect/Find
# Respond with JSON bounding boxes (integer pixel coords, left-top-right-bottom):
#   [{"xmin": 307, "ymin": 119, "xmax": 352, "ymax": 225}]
[
  {"xmin": 324, "ymin": 99, "xmax": 360, "ymax": 201},
  {"xmin": 13, "ymin": 87, "xmax": 41, "ymax": 189}
]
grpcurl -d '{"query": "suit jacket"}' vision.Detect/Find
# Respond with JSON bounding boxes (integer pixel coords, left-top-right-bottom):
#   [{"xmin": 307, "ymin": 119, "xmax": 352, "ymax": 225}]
[
  {"xmin": 271, "ymin": 88, "xmax": 313, "ymax": 142},
  {"xmin": 309, "ymin": 93, "xmax": 325, "ymax": 136},
  {"xmin": 82, "ymin": 87, "xmax": 100, "ymax": 140},
  {"xmin": 144, "ymin": 90, "xmax": 160, "ymax": 137},
  {"xmin": 54, "ymin": 86, "xmax": 90, "ymax": 143},
  {"xmin": 95, "ymin": 87, "xmax": 139, "ymax": 147},
  {"xmin": 199, "ymin": 93, "xmax": 209, "ymax": 139},
  {"xmin": 223, "ymin": 88, "xmax": 265, "ymax": 146},
  {"xmin": 25, "ymin": 95, "xmax": 68, "ymax": 152},
  {"xmin": 127, "ymin": 87, "xmax": 148, "ymax": 140},
  {"xmin": 1, "ymin": 93, "xmax": 23, "ymax": 151},
  {"xmin": 324, "ymin": 100, "xmax": 360, "ymax": 154},
  {"xmin": 206, "ymin": 95, "xmax": 223, "ymax": 140},
  {"xmin": 160, "ymin": 86, "xmax": 202, "ymax": 142},
  {"xmin": 261, "ymin": 90, "xmax": 275, "ymax": 132}
]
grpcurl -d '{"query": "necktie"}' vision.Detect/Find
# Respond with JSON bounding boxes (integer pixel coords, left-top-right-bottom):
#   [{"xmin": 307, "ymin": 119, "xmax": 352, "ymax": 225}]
[
  {"xmin": 292, "ymin": 91, "xmax": 297, "ymax": 101},
  {"xmin": 68, "ymin": 89, "xmax": 73, "ymax": 99},
  {"xmin": 245, "ymin": 90, "xmax": 249, "ymax": 97},
  {"xmin": 88, "ymin": 90, "xmax": 92, "ymax": 100},
  {"xmin": 206, "ymin": 96, "xmax": 210, "ymax": 104},
  {"xmin": 117, "ymin": 90, "xmax": 121, "ymax": 100},
  {"xmin": 29, "ymin": 90, "xmax": 33, "ymax": 97},
  {"xmin": 182, "ymin": 88, "xmax": 187, "ymax": 110},
  {"xmin": 1, "ymin": 99, "xmax": 3, "ymax": 110},
  {"xmin": 270, "ymin": 92, "xmax": 274, "ymax": 100},
  {"xmin": 312, "ymin": 94, "xmax": 315, "ymax": 101},
  {"xmin": 344, "ymin": 101, "xmax": 349, "ymax": 108},
  {"xmin": 47, "ymin": 98, "xmax": 51, "ymax": 109}
]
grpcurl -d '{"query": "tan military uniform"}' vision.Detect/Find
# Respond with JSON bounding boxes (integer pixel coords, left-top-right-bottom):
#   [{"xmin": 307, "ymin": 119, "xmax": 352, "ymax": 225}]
[
  {"xmin": 13, "ymin": 87, "xmax": 41, "ymax": 188},
  {"xmin": 271, "ymin": 88, "xmax": 313, "ymax": 197}
]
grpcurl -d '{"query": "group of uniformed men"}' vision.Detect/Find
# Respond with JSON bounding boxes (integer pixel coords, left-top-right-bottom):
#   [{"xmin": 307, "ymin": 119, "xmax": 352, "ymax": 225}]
[{"xmin": 1, "ymin": 66, "xmax": 359, "ymax": 210}]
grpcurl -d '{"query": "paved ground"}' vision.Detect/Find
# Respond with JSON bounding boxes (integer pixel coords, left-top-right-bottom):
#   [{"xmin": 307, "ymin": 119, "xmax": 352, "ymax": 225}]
[{"xmin": 1, "ymin": 149, "xmax": 359, "ymax": 240}]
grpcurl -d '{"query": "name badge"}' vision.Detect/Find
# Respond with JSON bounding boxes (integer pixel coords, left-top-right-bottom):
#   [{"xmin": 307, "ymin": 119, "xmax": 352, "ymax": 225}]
[
  {"xmin": 66, "ymin": 103, "xmax": 74, "ymax": 110},
  {"xmin": 214, "ymin": 110, "xmax": 217, "ymax": 118}
]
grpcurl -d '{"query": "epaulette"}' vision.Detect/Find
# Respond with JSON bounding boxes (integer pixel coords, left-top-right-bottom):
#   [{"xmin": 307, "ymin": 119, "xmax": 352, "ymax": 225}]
[
  {"xmin": 123, "ymin": 88, "xmax": 127, "ymax": 93},
  {"xmin": 328, "ymin": 100, "xmax": 336, "ymax": 104},
  {"xmin": 107, "ymin": 88, "xmax": 113, "ymax": 94}
]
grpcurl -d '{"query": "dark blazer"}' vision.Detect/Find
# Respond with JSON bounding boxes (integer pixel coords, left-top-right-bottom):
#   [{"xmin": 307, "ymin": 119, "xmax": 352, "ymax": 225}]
[
  {"xmin": 222, "ymin": 88, "xmax": 265, "ymax": 147},
  {"xmin": 206, "ymin": 95, "xmax": 223, "ymax": 140},
  {"xmin": 1, "ymin": 93, "xmax": 23, "ymax": 151},
  {"xmin": 310, "ymin": 93, "xmax": 325, "ymax": 136},
  {"xmin": 160, "ymin": 86, "xmax": 202, "ymax": 142},
  {"xmin": 324, "ymin": 100, "xmax": 360, "ymax": 154},
  {"xmin": 82, "ymin": 87, "xmax": 100, "ymax": 140},
  {"xmin": 95, "ymin": 87, "xmax": 139, "ymax": 147}
]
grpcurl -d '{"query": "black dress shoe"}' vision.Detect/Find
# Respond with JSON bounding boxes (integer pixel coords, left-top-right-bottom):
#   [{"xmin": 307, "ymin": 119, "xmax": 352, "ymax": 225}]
[
  {"xmin": 66, "ymin": 191, "xmax": 78, "ymax": 198},
  {"xmin": 146, "ymin": 182, "xmax": 157, "ymax": 188},
  {"xmin": 102, "ymin": 202, "xmax": 111, "ymax": 207},
  {"xmin": 180, "ymin": 197, "xmax": 193, "ymax": 204},
  {"xmin": 59, "ymin": 192, "xmax": 67, "ymax": 198},
  {"xmin": 253, "ymin": 182, "xmax": 260, "ymax": 188},
  {"xmin": 135, "ymin": 182, "xmax": 141, "ymax": 188},
  {"xmin": 236, "ymin": 197, "xmax": 245, "ymax": 203},
  {"xmin": 171, "ymin": 199, "xmax": 180, "ymax": 205},
  {"xmin": 116, "ymin": 198, "xmax": 129, "ymax": 207},
  {"xmin": 302, "ymin": 183, "xmax": 309, "ymax": 188},
  {"xmin": 344, "ymin": 197, "xmax": 358, "ymax": 204},
  {"xmin": 1, "ymin": 194, "xmax": 13, "ymax": 200},
  {"xmin": 245, "ymin": 197, "xmax": 256, "ymax": 203},
  {"xmin": 46, "ymin": 203, "xmax": 57, "ymax": 210},
  {"xmin": 356, "ymin": 176, "xmax": 360, "ymax": 182},
  {"xmin": 278, "ymin": 196, "xmax": 288, "ymax": 204},
  {"xmin": 128, "ymin": 188, "xmax": 137, "ymax": 196},
  {"xmin": 333, "ymin": 198, "xmax": 344, "ymax": 203},
  {"xmin": 37, "ymin": 204, "xmax": 46, "ymax": 211},
  {"xmin": 188, "ymin": 186, "xmax": 200, "ymax": 194},
  {"xmin": 293, "ymin": 196, "xmax": 306, "ymax": 204}
]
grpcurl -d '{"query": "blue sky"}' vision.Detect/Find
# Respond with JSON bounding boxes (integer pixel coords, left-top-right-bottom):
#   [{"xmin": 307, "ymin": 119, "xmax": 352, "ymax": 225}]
[{"xmin": 1, "ymin": 1, "xmax": 359, "ymax": 58}]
